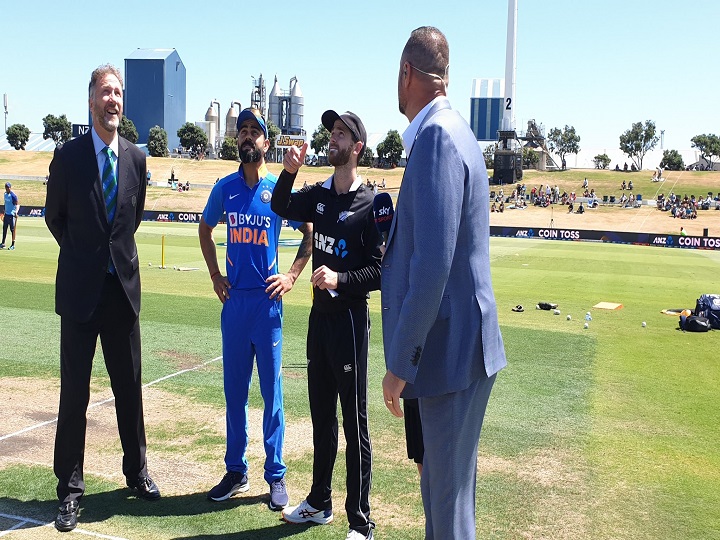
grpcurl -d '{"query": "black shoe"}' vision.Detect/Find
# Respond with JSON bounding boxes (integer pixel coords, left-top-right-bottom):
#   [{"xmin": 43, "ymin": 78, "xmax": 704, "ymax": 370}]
[
  {"xmin": 127, "ymin": 474, "xmax": 161, "ymax": 500},
  {"xmin": 55, "ymin": 500, "xmax": 79, "ymax": 532}
]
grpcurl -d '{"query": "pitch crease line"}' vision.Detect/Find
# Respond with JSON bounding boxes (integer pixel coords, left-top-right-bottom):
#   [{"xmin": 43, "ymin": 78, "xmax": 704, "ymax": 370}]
[
  {"xmin": 0, "ymin": 513, "xmax": 129, "ymax": 539},
  {"xmin": 0, "ymin": 356, "xmax": 223, "ymax": 442}
]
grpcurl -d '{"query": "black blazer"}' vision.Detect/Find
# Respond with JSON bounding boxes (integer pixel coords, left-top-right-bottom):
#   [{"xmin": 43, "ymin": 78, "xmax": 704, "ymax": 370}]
[{"xmin": 46, "ymin": 133, "xmax": 147, "ymax": 323}]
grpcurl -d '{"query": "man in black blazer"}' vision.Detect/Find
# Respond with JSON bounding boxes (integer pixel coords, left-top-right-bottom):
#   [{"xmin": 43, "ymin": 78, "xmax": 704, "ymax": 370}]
[{"xmin": 45, "ymin": 64, "xmax": 159, "ymax": 533}]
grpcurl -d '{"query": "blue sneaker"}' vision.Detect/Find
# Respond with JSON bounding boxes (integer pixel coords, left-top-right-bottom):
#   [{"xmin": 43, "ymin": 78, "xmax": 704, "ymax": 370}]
[
  {"xmin": 8, "ymin": 245, "xmax": 14, "ymax": 251},
  {"xmin": 269, "ymin": 478, "xmax": 289, "ymax": 510},
  {"xmin": 207, "ymin": 471, "xmax": 249, "ymax": 501}
]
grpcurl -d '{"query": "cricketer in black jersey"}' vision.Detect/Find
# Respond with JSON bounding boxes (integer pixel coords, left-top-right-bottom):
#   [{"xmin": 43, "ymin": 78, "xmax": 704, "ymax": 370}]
[
  {"xmin": 271, "ymin": 172, "xmax": 382, "ymax": 311},
  {"xmin": 272, "ymin": 164, "xmax": 380, "ymax": 537}
]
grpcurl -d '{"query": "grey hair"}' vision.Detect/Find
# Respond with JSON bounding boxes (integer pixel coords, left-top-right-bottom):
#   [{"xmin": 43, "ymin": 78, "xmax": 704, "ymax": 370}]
[{"xmin": 89, "ymin": 64, "xmax": 124, "ymax": 98}]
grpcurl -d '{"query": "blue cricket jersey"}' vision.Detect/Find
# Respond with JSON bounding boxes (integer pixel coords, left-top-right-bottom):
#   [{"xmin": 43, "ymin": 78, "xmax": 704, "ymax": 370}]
[
  {"xmin": 202, "ymin": 166, "xmax": 297, "ymax": 290},
  {"xmin": 4, "ymin": 191, "xmax": 18, "ymax": 216}
]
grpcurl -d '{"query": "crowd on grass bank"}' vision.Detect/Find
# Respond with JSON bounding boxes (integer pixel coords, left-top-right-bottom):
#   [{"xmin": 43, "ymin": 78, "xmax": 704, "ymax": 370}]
[
  {"xmin": 490, "ymin": 178, "xmax": 720, "ymax": 218},
  {"xmin": 656, "ymin": 192, "xmax": 720, "ymax": 219}
]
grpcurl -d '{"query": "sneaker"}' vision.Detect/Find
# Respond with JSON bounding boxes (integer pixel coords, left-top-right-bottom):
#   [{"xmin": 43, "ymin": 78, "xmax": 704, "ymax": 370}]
[
  {"xmin": 8, "ymin": 246, "xmax": 14, "ymax": 250},
  {"xmin": 269, "ymin": 478, "xmax": 289, "ymax": 510},
  {"xmin": 0, "ymin": 244, "xmax": 4, "ymax": 249},
  {"xmin": 282, "ymin": 499, "xmax": 333, "ymax": 525},
  {"xmin": 346, "ymin": 529, "xmax": 374, "ymax": 540},
  {"xmin": 207, "ymin": 471, "xmax": 249, "ymax": 501}
]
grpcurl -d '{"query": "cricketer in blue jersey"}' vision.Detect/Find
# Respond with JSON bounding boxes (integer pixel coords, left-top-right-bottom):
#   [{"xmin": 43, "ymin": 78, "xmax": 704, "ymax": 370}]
[
  {"xmin": 1, "ymin": 182, "xmax": 19, "ymax": 250},
  {"xmin": 198, "ymin": 108, "xmax": 312, "ymax": 511}
]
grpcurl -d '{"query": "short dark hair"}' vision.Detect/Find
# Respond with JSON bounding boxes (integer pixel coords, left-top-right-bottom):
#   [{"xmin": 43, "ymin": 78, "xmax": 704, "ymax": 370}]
[
  {"xmin": 89, "ymin": 64, "xmax": 124, "ymax": 98},
  {"xmin": 402, "ymin": 26, "xmax": 449, "ymax": 83}
]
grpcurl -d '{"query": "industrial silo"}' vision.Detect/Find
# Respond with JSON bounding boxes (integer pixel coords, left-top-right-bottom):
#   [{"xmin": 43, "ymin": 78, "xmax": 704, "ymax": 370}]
[
  {"xmin": 289, "ymin": 77, "xmax": 303, "ymax": 135},
  {"xmin": 225, "ymin": 101, "xmax": 241, "ymax": 138},
  {"xmin": 268, "ymin": 76, "xmax": 281, "ymax": 128}
]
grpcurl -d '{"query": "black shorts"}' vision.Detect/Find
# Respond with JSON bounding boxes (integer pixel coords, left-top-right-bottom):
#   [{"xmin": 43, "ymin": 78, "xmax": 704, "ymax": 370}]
[{"xmin": 403, "ymin": 398, "xmax": 424, "ymax": 464}]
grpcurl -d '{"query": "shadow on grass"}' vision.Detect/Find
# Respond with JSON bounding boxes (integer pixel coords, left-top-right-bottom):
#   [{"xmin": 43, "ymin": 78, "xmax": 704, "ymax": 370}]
[
  {"xmin": 170, "ymin": 524, "xmax": 318, "ymax": 539},
  {"xmin": 0, "ymin": 490, "xmax": 316, "ymax": 539}
]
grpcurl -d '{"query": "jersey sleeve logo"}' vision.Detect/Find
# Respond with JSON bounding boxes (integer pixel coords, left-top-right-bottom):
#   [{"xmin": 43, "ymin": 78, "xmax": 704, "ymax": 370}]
[{"xmin": 316, "ymin": 203, "xmax": 325, "ymax": 215}]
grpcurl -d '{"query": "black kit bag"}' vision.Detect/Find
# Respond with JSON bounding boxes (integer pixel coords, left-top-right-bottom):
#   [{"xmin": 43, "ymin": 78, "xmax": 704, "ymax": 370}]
[
  {"xmin": 694, "ymin": 294, "xmax": 720, "ymax": 329},
  {"xmin": 679, "ymin": 315, "xmax": 711, "ymax": 332}
]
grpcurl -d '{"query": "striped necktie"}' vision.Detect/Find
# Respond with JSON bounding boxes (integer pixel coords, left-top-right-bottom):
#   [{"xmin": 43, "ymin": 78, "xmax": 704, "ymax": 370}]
[{"xmin": 102, "ymin": 146, "xmax": 118, "ymax": 224}]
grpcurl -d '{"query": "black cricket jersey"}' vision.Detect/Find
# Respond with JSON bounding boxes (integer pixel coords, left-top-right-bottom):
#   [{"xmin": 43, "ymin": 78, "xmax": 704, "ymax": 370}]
[{"xmin": 272, "ymin": 170, "xmax": 382, "ymax": 313}]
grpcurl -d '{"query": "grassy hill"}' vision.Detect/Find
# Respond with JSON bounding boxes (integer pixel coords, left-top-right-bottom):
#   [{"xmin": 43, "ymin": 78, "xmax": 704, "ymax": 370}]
[{"xmin": 2, "ymin": 150, "xmax": 719, "ymax": 212}]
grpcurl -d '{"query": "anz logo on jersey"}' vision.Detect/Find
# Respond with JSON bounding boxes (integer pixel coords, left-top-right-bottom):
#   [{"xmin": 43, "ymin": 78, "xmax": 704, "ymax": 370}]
[
  {"xmin": 227, "ymin": 212, "xmax": 271, "ymax": 246},
  {"xmin": 314, "ymin": 232, "xmax": 349, "ymax": 258}
]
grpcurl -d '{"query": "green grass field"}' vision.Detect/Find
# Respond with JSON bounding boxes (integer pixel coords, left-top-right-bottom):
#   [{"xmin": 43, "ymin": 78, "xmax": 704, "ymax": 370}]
[{"xmin": 0, "ymin": 219, "xmax": 718, "ymax": 539}]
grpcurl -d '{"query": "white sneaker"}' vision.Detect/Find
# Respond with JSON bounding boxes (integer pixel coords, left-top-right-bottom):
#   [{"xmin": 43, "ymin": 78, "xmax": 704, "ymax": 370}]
[
  {"xmin": 346, "ymin": 529, "xmax": 374, "ymax": 540},
  {"xmin": 282, "ymin": 499, "xmax": 333, "ymax": 524}
]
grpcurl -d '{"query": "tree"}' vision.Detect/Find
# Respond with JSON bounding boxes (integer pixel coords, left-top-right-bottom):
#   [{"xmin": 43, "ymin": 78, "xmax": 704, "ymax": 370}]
[
  {"xmin": 359, "ymin": 145, "xmax": 374, "ymax": 167},
  {"xmin": 483, "ymin": 144, "xmax": 495, "ymax": 170},
  {"xmin": 42, "ymin": 114, "xmax": 72, "ymax": 146},
  {"xmin": 690, "ymin": 133, "xmax": 720, "ymax": 170},
  {"xmin": 619, "ymin": 120, "xmax": 658, "ymax": 170},
  {"xmin": 593, "ymin": 153, "xmax": 611, "ymax": 170},
  {"xmin": 547, "ymin": 125, "xmax": 581, "ymax": 165},
  {"xmin": 267, "ymin": 121, "xmax": 281, "ymax": 153},
  {"xmin": 177, "ymin": 122, "xmax": 208, "ymax": 155},
  {"xmin": 522, "ymin": 147, "xmax": 539, "ymax": 169},
  {"xmin": 6, "ymin": 123, "xmax": 30, "ymax": 150},
  {"xmin": 310, "ymin": 124, "xmax": 330, "ymax": 156},
  {"xmin": 660, "ymin": 149, "xmax": 685, "ymax": 171},
  {"xmin": 147, "ymin": 125, "xmax": 169, "ymax": 157},
  {"xmin": 376, "ymin": 130, "xmax": 404, "ymax": 167},
  {"xmin": 219, "ymin": 136, "xmax": 239, "ymax": 161},
  {"xmin": 118, "ymin": 116, "xmax": 138, "ymax": 143}
]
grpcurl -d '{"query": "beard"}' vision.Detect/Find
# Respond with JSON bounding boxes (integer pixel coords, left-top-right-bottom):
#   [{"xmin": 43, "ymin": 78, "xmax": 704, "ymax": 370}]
[
  {"xmin": 92, "ymin": 103, "xmax": 119, "ymax": 133},
  {"xmin": 239, "ymin": 139, "xmax": 262, "ymax": 163},
  {"xmin": 328, "ymin": 144, "xmax": 352, "ymax": 167}
]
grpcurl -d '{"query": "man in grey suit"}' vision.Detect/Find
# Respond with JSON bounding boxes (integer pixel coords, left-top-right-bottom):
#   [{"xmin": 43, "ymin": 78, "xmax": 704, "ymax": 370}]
[{"xmin": 381, "ymin": 27, "xmax": 507, "ymax": 539}]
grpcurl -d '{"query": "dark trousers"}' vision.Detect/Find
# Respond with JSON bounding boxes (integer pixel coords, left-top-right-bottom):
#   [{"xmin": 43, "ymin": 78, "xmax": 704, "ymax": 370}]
[
  {"xmin": 306, "ymin": 305, "xmax": 374, "ymax": 536},
  {"xmin": 2, "ymin": 214, "xmax": 16, "ymax": 243},
  {"xmin": 54, "ymin": 274, "xmax": 147, "ymax": 503}
]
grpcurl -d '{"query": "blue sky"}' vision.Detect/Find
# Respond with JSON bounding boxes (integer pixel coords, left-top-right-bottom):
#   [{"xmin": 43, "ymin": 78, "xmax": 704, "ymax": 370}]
[{"xmin": 2, "ymin": 0, "xmax": 718, "ymax": 154}]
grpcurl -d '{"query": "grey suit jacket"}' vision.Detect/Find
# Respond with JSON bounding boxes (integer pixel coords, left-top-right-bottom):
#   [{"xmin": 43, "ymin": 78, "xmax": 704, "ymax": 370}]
[
  {"xmin": 46, "ymin": 133, "xmax": 147, "ymax": 323},
  {"xmin": 381, "ymin": 100, "xmax": 506, "ymax": 399}
]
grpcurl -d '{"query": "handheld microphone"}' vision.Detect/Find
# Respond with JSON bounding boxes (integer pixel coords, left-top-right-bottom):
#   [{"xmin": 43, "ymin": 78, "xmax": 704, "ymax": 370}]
[{"xmin": 373, "ymin": 192, "xmax": 394, "ymax": 245}]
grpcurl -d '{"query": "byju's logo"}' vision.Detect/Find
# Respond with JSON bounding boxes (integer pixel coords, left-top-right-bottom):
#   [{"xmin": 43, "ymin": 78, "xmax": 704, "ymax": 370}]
[{"xmin": 334, "ymin": 239, "xmax": 348, "ymax": 258}]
